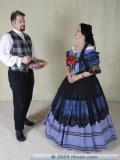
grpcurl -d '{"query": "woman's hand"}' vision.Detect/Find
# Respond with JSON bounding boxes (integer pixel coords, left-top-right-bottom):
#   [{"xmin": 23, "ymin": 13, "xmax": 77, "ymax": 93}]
[
  {"xmin": 66, "ymin": 67, "xmax": 79, "ymax": 83},
  {"xmin": 70, "ymin": 74, "xmax": 79, "ymax": 83},
  {"xmin": 67, "ymin": 72, "xmax": 73, "ymax": 83},
  {"xmin": 66, "ymin": 67, "xmax": 73, "ymax": 83}
]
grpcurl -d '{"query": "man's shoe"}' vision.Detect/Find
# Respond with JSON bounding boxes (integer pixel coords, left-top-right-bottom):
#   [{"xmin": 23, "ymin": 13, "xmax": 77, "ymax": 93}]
[
  {"xmin": 16, "ymin": 130, "xmax": 25, "ymax": 142},
  {"xmin": 24, "ymin": 119, "xmax": 35, "ymax": 126}
]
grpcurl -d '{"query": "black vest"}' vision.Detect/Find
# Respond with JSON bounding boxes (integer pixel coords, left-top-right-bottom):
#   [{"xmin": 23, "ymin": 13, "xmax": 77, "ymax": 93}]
[{"xmin": 9, "ymin": 30, "xmax": 32, "ymax": 72}]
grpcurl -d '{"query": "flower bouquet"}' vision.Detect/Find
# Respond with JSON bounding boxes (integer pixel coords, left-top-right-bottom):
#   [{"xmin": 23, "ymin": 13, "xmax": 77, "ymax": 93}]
[{"xmin": 66, "ymin": 53, "xmax": 79, "ymax": 72}]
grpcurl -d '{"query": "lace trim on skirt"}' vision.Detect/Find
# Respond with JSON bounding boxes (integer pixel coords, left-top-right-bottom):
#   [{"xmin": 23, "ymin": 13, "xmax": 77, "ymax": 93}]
[{"xmin": 51, "ymin": 75, "xmax": 109, "ymax": 128}]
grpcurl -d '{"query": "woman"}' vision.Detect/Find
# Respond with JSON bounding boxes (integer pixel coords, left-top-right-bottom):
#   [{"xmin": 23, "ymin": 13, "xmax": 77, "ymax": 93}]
[{"xmin": 44, "ymin": 23, "xmax": 117, "ymax": 152}]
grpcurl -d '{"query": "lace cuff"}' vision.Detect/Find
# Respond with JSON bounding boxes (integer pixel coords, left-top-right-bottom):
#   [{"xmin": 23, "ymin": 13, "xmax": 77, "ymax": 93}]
[
  {"xmin": 86, "ymin": 64, "xmax": 101, "ymax": 74},
  {"xmin": 84, "ymin": 51, "xmax": 101, "ymax": 74}
]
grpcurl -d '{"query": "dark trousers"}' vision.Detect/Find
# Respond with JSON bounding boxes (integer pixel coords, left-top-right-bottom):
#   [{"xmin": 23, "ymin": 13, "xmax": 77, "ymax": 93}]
[{"xmin": 8, "ymin": 68, "xmax": 34, "ymax": 131}]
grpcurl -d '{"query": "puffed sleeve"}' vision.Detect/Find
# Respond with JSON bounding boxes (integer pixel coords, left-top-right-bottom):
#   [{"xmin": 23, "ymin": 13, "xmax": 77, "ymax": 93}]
[{"xmin": 84, "ymin": 51, "xmax": 101, "ymax": 74}]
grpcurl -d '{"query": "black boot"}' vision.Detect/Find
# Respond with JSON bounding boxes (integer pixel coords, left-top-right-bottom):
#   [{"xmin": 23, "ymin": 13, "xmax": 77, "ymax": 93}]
[
  {"xmin": 16, "ymin": 130, "xmax": 25, "ymax": 142},
  {"xmin": 24, "ymin": 119, "xmax": 35, "ymax": 126}
]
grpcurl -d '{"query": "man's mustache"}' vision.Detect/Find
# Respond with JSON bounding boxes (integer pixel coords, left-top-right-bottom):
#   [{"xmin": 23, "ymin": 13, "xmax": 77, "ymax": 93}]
[{"xmin": 21, "ymin": 25, "xmax": 25, "ymax": 27}]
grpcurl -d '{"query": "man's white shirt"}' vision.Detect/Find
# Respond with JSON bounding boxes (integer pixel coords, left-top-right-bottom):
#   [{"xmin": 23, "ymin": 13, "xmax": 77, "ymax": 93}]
[{"xmin": 0, "ymin": 28, "xmax": 37, "ymax": 68}]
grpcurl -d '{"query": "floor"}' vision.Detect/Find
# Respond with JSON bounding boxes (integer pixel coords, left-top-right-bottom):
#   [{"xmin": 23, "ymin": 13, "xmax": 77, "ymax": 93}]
[{"xmin": 0, "ymin": 101, "xmax": 120, "ymax": 160}]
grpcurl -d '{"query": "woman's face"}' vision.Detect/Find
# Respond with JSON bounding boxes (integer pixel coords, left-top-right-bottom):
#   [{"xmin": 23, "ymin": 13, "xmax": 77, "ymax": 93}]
[{"xmin": 74, "ymin": 25, "xmax": 85, "ymax": 40}]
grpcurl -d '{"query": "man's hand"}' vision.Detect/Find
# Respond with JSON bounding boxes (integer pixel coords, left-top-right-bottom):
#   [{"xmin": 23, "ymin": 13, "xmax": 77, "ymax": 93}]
[
  {"xmin": 22, "ymin": 56, "xmax": 32, "ymax": 64},
  {"xmin": 33, "ymin": 58, "xmax": 39, "ymax": 63}
]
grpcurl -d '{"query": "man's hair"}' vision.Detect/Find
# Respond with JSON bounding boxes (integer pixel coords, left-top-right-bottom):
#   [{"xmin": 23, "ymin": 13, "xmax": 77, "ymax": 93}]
[{"xmin": 10, "ymin": 10, "xmax": 25, "ymax": 22}]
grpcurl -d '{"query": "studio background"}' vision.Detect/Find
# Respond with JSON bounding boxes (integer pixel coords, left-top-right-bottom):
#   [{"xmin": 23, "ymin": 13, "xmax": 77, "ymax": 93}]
[{"xmin": 0, "ymin": 0, "xmax": 120, "ymax": 101}]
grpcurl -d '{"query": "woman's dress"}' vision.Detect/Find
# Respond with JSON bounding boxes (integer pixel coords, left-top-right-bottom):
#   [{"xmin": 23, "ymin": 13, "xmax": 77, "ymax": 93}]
[{"xmin": 44, "ymin": 46, "xmax": 117, "ymax": 152}]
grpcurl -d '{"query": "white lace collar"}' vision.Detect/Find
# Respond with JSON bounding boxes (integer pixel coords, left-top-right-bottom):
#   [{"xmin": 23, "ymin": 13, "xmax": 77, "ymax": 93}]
[{"xmin": 72, "ymin": 46, "xmax": 94, "ymax": 52}]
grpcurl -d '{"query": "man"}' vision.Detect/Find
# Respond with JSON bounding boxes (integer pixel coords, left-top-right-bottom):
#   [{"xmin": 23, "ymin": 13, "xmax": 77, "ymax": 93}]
[{"xmin": 0, "ymin": 10, "xmax": 37, "ymax": 142}]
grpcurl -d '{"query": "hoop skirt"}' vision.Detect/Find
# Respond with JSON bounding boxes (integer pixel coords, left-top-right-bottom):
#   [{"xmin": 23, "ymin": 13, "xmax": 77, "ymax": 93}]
[{"xmin": 44, "ymin": 47, "xmax": 117, "ymax": 152}]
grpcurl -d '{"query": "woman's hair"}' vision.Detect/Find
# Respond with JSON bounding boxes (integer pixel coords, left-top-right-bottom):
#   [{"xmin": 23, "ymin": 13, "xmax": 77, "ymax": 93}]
[
  {"xmin": 80, "ymin": 23, "xmax": 95, "ymax": 46},
  {"xmin": 10, "ymin": 10, "xmax": 25, "ymax": 22},
  {"xmin": 79, "ymin": 23, "xmax": 96, "ymax": 61}
]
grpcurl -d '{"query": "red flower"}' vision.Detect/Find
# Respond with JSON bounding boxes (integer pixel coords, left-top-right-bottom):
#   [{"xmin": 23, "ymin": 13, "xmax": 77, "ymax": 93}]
[{"xmin": 66, "ymin": 53, "xmax": 79, "ymax": 72}]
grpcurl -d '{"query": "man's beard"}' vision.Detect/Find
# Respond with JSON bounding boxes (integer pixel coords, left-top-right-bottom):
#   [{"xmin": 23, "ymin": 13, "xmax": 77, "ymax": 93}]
[{"xmin": 20, "ymin": 26, "xmax": 25, "ymax": 31}]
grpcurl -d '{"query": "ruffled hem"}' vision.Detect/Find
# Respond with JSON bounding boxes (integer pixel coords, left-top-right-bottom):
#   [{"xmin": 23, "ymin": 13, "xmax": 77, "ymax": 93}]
[{"xmin": 44, "ymin": 112, "xmax": 117, "ymax": 152}]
